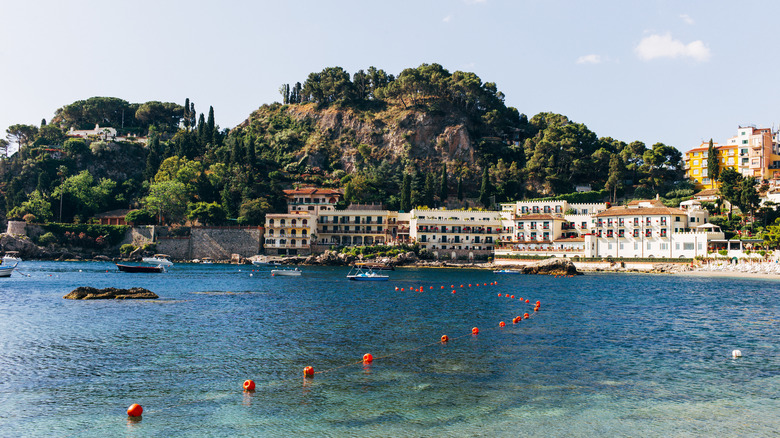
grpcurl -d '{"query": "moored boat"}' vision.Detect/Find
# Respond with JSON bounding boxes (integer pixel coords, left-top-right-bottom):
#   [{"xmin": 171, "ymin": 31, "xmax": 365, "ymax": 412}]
[
  {"xmin": 271, "ymin": 268, "xmax": 301, "ymax": 276},
  {"xmin": 2, "ymin": 251, "xmax": 22, "ymax": 265},
  {"xmin": 493, "ymin": 269, "xmax": 520, "ymax": 274},
  {"xmin": 116, "ymin": 263, "xmax": 165, "ymax": 273},
  {"xmin": 0, "ymin": 263, "xmax": 17, "ymax": 277},
  {"xmin": 347, "ymin": 263, "xmax": 390, "ymax": 281},
  {"xmin": 141, "ymin": 254, "xmax": 173, "ymax": 267}
]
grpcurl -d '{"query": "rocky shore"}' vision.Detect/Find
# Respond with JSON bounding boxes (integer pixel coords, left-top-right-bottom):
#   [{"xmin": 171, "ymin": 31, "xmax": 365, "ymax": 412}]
[{"xmin": 64, "ymin": 287, "xmax": 159, "ymax": 300}]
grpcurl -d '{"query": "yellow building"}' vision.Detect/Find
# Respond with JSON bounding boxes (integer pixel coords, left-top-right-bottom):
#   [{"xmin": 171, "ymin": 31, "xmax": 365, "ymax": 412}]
[{"xmin": 684, "ymin": 142, "xmax": 738, "ymax": 189}]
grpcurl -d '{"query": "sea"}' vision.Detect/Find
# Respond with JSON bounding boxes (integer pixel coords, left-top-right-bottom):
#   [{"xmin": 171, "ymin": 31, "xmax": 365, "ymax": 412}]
[{"xmin": 0, "ymin": 261, "xmax": 778, "ymax": 437}]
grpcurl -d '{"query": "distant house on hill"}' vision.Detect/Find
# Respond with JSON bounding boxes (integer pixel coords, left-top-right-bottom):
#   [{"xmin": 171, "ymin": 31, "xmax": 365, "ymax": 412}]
[{"xmin": 67, "ymin": 124, "xmax": 147, "ymax": 144}]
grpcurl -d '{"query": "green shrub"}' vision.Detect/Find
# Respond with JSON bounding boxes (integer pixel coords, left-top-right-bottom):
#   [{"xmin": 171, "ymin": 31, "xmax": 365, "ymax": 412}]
[
  {"xmin": 120, "ymin": 244, "xmax": 137, "ymax": 256},
  {"xmin": 38, "ymin": 232, "xmax": 57, "ymax": 246}
]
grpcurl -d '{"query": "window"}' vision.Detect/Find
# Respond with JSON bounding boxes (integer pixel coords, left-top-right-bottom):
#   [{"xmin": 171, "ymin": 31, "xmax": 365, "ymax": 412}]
[
  {"xmin": 634, "ymin": 242, "xmax": 639, "ymax": 250},
  {"xmin": 608, "ymin": 243, "xmax": 613, "ymax": 250},
  {"xmin": 660, "ymin": 243, "xmax": 668, "ymax": 250},
  {"xmin": 742, "ymin": 140, "xmax": 748, "ymax": 144},
  {"xmin": 581, "ymin": 222, "xmax": 587, "ymax": 229},
  {"xmin": 684, "ymin": 243, "xmax": 694, "ymax": 250},
  {"xmin": 619, "ymin": 243, "xmax": 624, "ymax": 250},
  {"xmin": 675, "ymin": 216, "xmax": 681, "ymax": 222},
  {"xmin": 647, "ymin": 242, "xmax": 652, "ymax": 250},
  {"xmin": 676, "ymin": 243, "xmax": 680, "ymax": 250},
  {"xmin": 693, "ymin": 169, "xmax": 700, "ymax": 175},
  {"xmin": 693, "ymin": 160, "xmax": 699, "ymax": 166}
]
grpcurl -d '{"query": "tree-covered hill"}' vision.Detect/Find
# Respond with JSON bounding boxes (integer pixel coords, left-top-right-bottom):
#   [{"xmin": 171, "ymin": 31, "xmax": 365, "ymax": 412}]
[{"xmin": 0, "ymin": 63, "xmax": 687, "ymax": 229}]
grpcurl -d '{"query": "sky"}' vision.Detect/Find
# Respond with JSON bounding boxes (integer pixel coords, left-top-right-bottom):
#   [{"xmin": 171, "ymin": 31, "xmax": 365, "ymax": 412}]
[{"xmin": 2, "ymin": 0, "xmax": 779, "ymax": 154}]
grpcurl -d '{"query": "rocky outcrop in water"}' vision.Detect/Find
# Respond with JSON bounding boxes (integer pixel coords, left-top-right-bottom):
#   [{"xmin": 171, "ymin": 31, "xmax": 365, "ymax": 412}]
[
  {"xmin": 63, "ymin": 287, "xmax": 159, "ymax": 300},
  {"xmin": 518, "ymin": 258, "xmax": 580, "ymax": 276}
]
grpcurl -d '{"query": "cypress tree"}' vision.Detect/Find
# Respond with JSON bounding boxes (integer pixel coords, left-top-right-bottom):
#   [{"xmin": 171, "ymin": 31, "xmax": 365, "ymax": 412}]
[
  {"xmin": 207, "ymin": 106, "xmax": 216, "ymax": 140},
  {"xmin": 400, "ymin": 173, "xmax": 411, "ymax": 212},
  {"xmin": 457, "ymin": 176, "xmax": 463, "ymax": 201},
  {"xmin": 197, "ymin": 113, "xmax": 206, "ymax": 145},
  {"xmin": 439, "ymin": 164, "xmax": 448, "ymax": 202},
  {"xmin": 479, "ymin": 166, "xmax": 491, "ymax": 208},
  {"xmin": 183, "ymin": 98, "xmax": 191, "ymax": 129},
  {"xmin": 707, "ymin": 138, "xmax": 720, "ymax": 189},
  {"xmin": 424, "ymin": 173, "xmax": 436, "ymax": 207},
  {"xmin": 245, "ymin": 133, "xmax": 256, "ymax": 168}
]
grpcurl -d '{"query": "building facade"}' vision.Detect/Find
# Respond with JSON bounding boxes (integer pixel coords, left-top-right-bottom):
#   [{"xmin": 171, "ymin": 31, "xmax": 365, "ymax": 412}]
[{"xmin": 684, "ymin": 126, "xmax": 780, "ymax": 189}]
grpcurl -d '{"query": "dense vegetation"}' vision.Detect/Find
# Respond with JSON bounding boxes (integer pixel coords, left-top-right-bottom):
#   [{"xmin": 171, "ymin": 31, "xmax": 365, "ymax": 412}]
[{"xmin": 3, "ymin": 63, "xmax": 766, "ymax": 243}]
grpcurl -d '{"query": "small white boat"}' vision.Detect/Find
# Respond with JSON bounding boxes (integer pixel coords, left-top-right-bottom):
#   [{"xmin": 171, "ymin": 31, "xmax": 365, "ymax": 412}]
[
  {"xmin": 493, "ymin": 269, "xmax": 520, "ymax": 274},
  {"xmin": 253, "ymin": 259, "xmax": 282, "ymax": 267},
  {"xmin": 271, "ymin": 268, "xmax": 301, "ymax": 276},
  {"xmin": 142, "ymin": 254, "xmax": 173, "ymax": 266},
  {"xmin": 2, "ymin": 252, "xmax": 22, "ymax": 265},
  {"xmin": 201, "ymin": 257, "xmax": 214, "ymax": 264},
  {"xmin": 347, "ymin": 263, "xmax": 389, "ymax": 281},
  {"xmin": 0, "ymin": 263, "xmax": 18, "ymax": 278}
]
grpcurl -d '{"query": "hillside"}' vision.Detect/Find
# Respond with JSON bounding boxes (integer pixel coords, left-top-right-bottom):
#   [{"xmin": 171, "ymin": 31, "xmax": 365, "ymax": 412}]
[{"xmin": 0, "ymin": 63, "xmax": 687, "ymax": 230}]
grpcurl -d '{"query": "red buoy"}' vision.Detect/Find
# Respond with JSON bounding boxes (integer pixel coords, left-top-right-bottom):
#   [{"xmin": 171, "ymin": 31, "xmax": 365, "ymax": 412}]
[
  {"xmin": 243, "ymin": 379, "xmax": 256, "ymax": 391},
  {"xmin": 127, "ymin": 404, "xmax": 143, "ymax": 417},
  {"xmin": 441, "ymin": 285, "xmax": 445, "ymax": 289},
  {"xmin": 523, "ymin": 313, "xmax": 530, "ymax": 319},
  {"xmin": 525, "ymin": 299, "xmax": 530, "ymax": 303},
  {"xmin": 472, "ymin": 327, "xmax": 479, "ymax": 335},
  {"xmin": 499, "ymin": 321, "xmax": 506, "ymax": 327},
  {"xmin": 363, "ymin": 353, "xmax": 373, "ymax": 364},
  {"xmin": 452, "ymin": 290, "xmax": 456, "ymax": 294},
  {"xmin": 395, "ymin": 287, "xmax": 399, "ymax": 291},
  {"xmin": 430, "ymin": 286, "xmax": 433, "ymax": 290},
  {"xmin": 401, "ymin": 288, "xmax": 404, "ymax": 291},
  {"xmin": 469, "ymin": 284, "xmax": 472, "ymax": 287},
  {"xmin": 441, "ymin": 335, "xmax": 449, "ymax": 343},
  {"xmin": 303, "ymin": 366, "xmax": 314, "ymax": 377},
  {"xmin": 498, "ymin": 293, "xmax": 502, "ymax": 297}
]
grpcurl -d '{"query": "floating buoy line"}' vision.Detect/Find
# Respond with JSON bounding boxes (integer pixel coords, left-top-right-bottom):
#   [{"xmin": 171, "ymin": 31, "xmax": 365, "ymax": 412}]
[{"xmin": 110, "ymin": 278, "xmax": 552, "ymax": 425}]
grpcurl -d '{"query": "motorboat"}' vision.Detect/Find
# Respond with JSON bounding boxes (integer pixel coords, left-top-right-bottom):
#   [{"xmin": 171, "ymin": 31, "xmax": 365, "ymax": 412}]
[
  {"xmin": 116, "ymin": 263, "xmax": 165, "ymax": 273},
  {"xmin": 141, "ymin": 254, "xmax": 173, "ymax": 267},
  {"xmin": 347, "ymin": 263, "xmax": 389, "ymax": 281},
  {"xmin": 253, "ymin": 259, "xmax": 283, "ymax": 267},
  {"xmin": 493, "ymin": 269, "xmax": 520, "ymax": 274},
  {"xmin": 0, "ymin": 263, "xmax": 17, "ymax": 277},
  {"xmin": 271, "ymin": 268, "xmax": 301, "ymax": 276},
  {"xmin": 3, "ymin": 252, "xmax": 22, "ymax": 265}
]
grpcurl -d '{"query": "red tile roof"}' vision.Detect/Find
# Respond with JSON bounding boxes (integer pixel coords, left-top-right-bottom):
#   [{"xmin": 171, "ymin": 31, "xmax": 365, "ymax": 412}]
[{"xmin": 283, "ymin": 188, "xmax": 342, "ymax": 196}]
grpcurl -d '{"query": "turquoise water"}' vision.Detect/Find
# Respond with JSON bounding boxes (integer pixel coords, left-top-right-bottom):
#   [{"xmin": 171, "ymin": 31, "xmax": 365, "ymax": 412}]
[{"xmin": 0, "ymin": 262, "xmax": 778, "ymax": 437}]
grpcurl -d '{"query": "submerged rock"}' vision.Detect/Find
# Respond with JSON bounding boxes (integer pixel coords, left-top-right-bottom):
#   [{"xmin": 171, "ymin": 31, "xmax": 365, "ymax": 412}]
[
  {"xmin": 520, "ymin": 258, "xmax": 580, "ymax": 276},
  {"xmin": 64, "ymin": 286, "xmax": 159, "ymax": 300}
]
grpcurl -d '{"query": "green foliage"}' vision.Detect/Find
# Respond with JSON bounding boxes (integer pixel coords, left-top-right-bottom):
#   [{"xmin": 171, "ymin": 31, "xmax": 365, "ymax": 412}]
[
  {"xmin": 144, "ymin": 179, "xmax": 189, "ymax": 225},
  {"xmin": 187, "ymin": 202, "xmax": 228, "ymax": 226},
  {"xmin": 530, "ymin": 189, "xmax": 609, "ymax": 204},
  {"xmin": 120, "ymin": 244, "xmax": 137, "ymax": 256},
  {"xmin": 237, "ymin": 198, "xmax": 272, "ymax": 225},
  {"xmin": 37, "ymin": 232, "xmax": 57, "ymax": 246},
  {"xmin": 40, "ymin": 223, "xmax": 129, "ymax": 247},
  {"xmin": 125, "ymin": 209, "xmax": 156, "ymax": 225},
  {"xmin": 338, "ymin": 243, "xmax": 420, "ymax": 258}
]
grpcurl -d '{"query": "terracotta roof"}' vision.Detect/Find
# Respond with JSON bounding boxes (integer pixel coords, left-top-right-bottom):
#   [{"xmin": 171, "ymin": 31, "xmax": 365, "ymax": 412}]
[
  {"xmin": 94, "ymin": 209, "xmax": 132, "ymax": 218},
  {"xmin": 694, "ymin": 188, "xmax": 720, "ymax": 197},
  {"xmin": 627, "ymin": 199, "xmax": 665, "ymax": 207},
  {"xmin": 594, "ymin": 206, "xmax": 687, "ymax": 217},
  {"xmin": 283, "ymin": 188, "xmax": 342, "ymax": 196}
]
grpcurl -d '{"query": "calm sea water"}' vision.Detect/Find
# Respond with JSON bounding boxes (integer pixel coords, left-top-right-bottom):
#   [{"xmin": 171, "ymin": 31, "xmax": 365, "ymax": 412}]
[{"xmin": 0, "ymin": 261, "xmax": 778, "ymax": 437}]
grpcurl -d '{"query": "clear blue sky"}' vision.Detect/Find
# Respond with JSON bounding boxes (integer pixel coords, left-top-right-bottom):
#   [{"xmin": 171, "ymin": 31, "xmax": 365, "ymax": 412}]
[{"xmin": 2, "ymin": 0, "xmax": 778, "ymax": 153}]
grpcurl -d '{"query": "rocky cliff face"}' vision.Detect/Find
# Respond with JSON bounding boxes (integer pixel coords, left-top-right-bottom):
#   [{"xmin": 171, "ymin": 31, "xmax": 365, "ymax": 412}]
[{"xmin": 285, "ymin": 105, "xmax": 477, "ymax": 173}]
